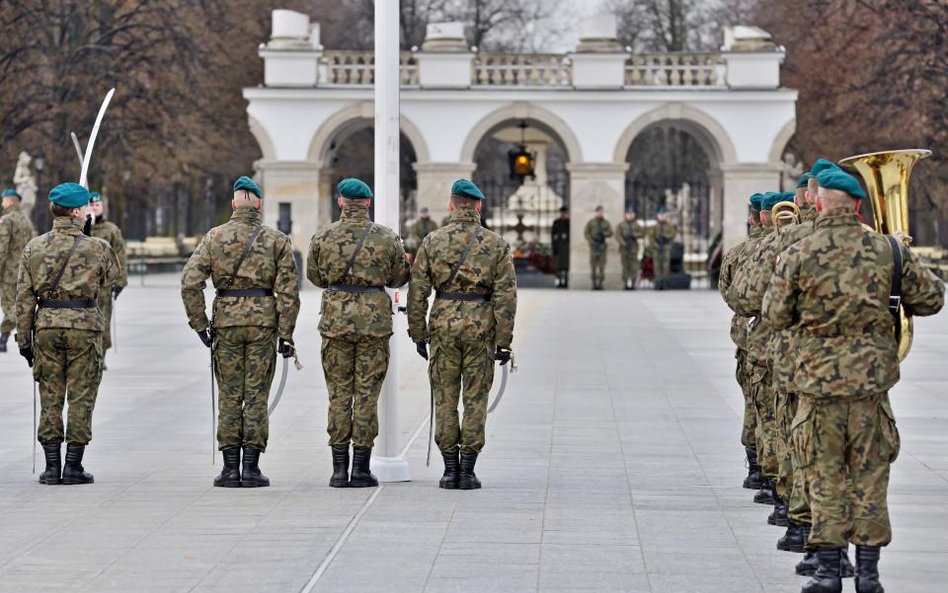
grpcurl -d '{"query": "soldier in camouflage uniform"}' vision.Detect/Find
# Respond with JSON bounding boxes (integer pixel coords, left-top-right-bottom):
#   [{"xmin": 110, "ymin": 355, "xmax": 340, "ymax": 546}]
[
  {"xmin": 719, "ymin": 193, "xmax": 766, "ymax": 490},
  {"xmin": 763, "ymin": 168, "xmax": 944, "ymax": 593},
  {"xmin": 616, "ymin": 210, "xmax": 643, "ymax": 290},
  {"xmin": 181, "ymin": 176, "xmax": 300, "ymax": 488},
  {"xmin": 89, "ymin": 192, "xmax": 127, "ymax": 365},
  {"xmin": 408, "ymin": 179, "xmax": 517, "ymax": 490},
  {"xmin": 16, "ymin": 183, "xmax": 117, "ymax": 485},
  {"xmin": 649, "ymin": 209, "xmax": 678, "ymax": 283},
  {"xmin": 307, "ymin": 177, "xmax": 410, "ymax": 488},
  {"xmin": 0, "ymin": 188, "xmax": 36, "ymax": 352},
  {"xmin": 550, "ymin": 207, "xmax": 569, "ymax": 288},
  {"xmin": 583, "ymin": 205, "xmax": 612, "ymax": 290}
]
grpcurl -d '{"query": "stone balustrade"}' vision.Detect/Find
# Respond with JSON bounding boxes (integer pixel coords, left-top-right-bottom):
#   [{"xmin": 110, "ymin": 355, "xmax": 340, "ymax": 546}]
[
  {"xmin": 320, "ymin": 51, "xmax": 419, "ymax": 85},
  {"xmin": 472, "ymin": 53, "xmax": 572, "ymax": 87},
  {"xmin": 624, "ymin": 53, "xmax": 725, "ymax": 87}
]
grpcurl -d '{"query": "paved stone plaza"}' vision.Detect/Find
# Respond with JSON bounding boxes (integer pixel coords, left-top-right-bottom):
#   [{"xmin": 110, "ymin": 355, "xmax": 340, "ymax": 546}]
[{"xmin": 1, "ymin": 276, "xmax": 947, "ymax": 593}]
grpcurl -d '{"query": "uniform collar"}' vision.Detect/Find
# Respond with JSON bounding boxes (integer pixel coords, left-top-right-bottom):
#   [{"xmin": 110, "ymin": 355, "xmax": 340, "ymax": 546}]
[
  {"xmin": 815, "ymin": 209, "xmax": 860, "ymax": 229},
  {"xmin": 341, "ymin": 205, "xmax": 370, "ymax": 222},
  {"xmin": 52, "ymin": 216, "xmax": 84, "ymax": 235},
  {"xmin": 230, "ymin": 207, "xmax": 262, "ymax": 224},
  {"xmin": 2, "ymin": 203, "xmax": 20, "ymax": 214},
  {"xmin": 450, "ymin": 208, "xmax": 481, "ymax": 224}
]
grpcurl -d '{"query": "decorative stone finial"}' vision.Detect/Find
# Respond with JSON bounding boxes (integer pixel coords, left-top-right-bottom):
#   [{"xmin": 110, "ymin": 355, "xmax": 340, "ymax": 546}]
[
  {"xmin": 575, "ymin": 14, "xmax": 622, "ymax": 53},
  {"xmin": 421, "ymin": 22, "xmax": 468, "ymax": 52},
  {"xmin": 722, "ymin": 26, "xmax": 779, "ymax": 52}
]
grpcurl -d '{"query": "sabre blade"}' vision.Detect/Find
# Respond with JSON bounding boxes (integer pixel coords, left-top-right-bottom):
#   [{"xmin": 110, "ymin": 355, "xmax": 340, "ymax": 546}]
[
  {"xmin": 267, "ymin": 357, "xmax": 290, "ymax": 417},
  {"xmin": 79, "ymin": 88, "xmax": 115, "ymax": 189},
  {"xmin": 70, "ymin": 132, "xmax": 84, "ymax": 167}
]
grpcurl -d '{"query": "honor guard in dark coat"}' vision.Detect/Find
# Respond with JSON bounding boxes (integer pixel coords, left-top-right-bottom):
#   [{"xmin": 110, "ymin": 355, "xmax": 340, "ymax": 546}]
[
  {"xmin": 16, "ymin": 183, "xmax": 118, "ymax": 485},
  {"xmin": 0, "ymin": 188, "xmax": 35, "ymax": 352},
  {"xmin": 550, "ymin": 206, "xmax": 570, "ymax": 288},
  {"xmin": 408, "ymin": 179, "xmax": 517, "ymax": 489},
  {"xmin": 89, "ymin": 192, "xmax": 127, "ymax": 366},
  {"xmin": 181, "ymin": 176, "xmax": 301, "ymax": 488}
]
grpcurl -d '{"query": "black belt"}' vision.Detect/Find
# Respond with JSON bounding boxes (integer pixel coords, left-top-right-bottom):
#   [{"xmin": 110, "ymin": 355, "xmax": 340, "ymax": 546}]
[
  {"xmin": 328, "ymin": 284, "xmax": 385, "ymax": 293},
  {"xmin": 435, "ymin": 291, "xmax": 490, "ymax": 303},
  {"xmin": 37, "ymin": 299, "xmax": 96, "ymax": 309},
  {"xmin": 216, "ymin": 288, "xmax": 274, "ymax": 297}
]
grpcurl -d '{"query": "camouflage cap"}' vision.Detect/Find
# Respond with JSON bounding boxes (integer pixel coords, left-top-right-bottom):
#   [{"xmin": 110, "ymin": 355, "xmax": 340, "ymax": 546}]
[
  {"xmin": 809, "ymin": 158, "xmax": 840, "ymax": 176},
  {"xmin": 48, "ymin": 182, "xmax": 91, "ymax": 208},
  {"xmin": 1, "ymin": 188, "xmax": 21, "ymax": 200},
  {"xmin": 451, "ymin": 178, "xmax": 485, "ymax": 200},
  {"xmin": 337, "ymin": 177, "xmax": 373, "ymax": 199},
  {"xmin": 797, "ymin": 172, "xmax": 814, "ymax": 188},
  {"xmin": 816, "ymin": 168, "xmax": 867, "ymax": 200},
  {"xmin": 233, "ymin": 175, "xmax": 263, "ymax": 199}
]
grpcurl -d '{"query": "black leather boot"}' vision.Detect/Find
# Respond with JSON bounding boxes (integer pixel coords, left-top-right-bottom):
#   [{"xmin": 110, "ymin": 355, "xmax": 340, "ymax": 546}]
[
  {"xmin": 439, "ymin": 449, "xmax": 460, "ymax": 490},
  {"xmin": 802, "ymin": 547, "xmax": 843, "ymax": 593},
  {"xmin": 241, "ymin": 447, "xmax": 269, "ymax": 488},
  {"xmin": 61, "ymin": 444, "xmax": 94, "ymax": 485},
  {"xmin": 797, "ymin": 551, "xmax": 818, "ymax": 576},
  {"xmin": 329, "ymin": 446, "xmax": 350, "ymax": 488},
  {"xmin": 753, "ymin": 479, "xmax": 775, "ymax": 505},
  {"xmin": 0, "ymin": 332, "xmax": 9, "ymax": 353},
  {"xmin": 855, "ymin": 545, "xmax": 883, "ymax": 593},
  {"xmin": 778, "ymin": 521, "xmax": 806, "ymax": 552},
  {"xmin": 213, "ymin": 448, "xmax": 241, "ymax": 488},
  {"xmin": 38, "ymin": 444, "xmax": 61, "ymax": 485},
  {"xmin": 459, "ymin": 451, "xmax": 481, "ymax": 490},
  {"xmin": 350, "ymin": 447, "xmax": 378, "ymax": 488},
  {"xmin": 841, "ymin": 548, "xmax": 855, "ymax": 578},
  {"xmin": 768, "ymin": 495, "xmax": 789, "ymax": 526},
  {"xmin": 743, "ymin": 447, "xmax": 763, "ymax": 489}
]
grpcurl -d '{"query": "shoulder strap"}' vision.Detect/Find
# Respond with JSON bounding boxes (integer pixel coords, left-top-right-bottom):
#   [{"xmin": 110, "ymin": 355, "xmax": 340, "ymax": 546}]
[
  {"xmin": 227, "ymin": 226, "xmax": 264, "ymax": 287},
  {"xmin": 48, "ymin": 236, "xmax": 82, "ymax": 297},
  {"xmin": 340, "ymin": 222, "xmax": 374, "ymax": 283},
  {"xmin": 885, "ymin": 235, "xmax": 903, "ymax": 318},
  {"xmin": 443, "ymin": 226, "xmax": 482, "ymax": 289}
]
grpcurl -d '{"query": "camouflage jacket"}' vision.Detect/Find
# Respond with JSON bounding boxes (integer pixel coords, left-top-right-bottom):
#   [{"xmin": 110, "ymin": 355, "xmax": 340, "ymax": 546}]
[
  {"xmin": 800, "ymin": 206, "xmax": 818, "ymax": 223},
  {"xmin": 307, "ymin": 205, "xmax": 410, "ymax": 339},
  {"xmin": 616, "ymin": 221, "xmax": 644, "ymax": 252},
  {"xmin": 723, "ymin": 224, "xmax": 773, "ymax": 363},
  {"xmin": 408, "ymin": 208, "xmax": 517, "ymax": 346},
  {"xmin": 414, "ymin": 217, "xmax": 438, "ymax": 242},
  {"xmin": 91, "ymin": 218, "xmax": 128, "ymax": 288},
  {"xmin": 719, "ymin": 225, "xmax": 765, "ymax": 350},
  {"xmin": 649, "ymin": 221, "xmax": 677, "ymax": 251},
  {"xmin": 181, "ymin": 207, "xmax": 300, "ymax": 338},
  {"xmin": 763, "ymin": 210, "xmax": 944, "ymax": 397},
  {"xmin": 15, "ymin": 216, "xmax": 118, "ymax": 347},
  {"xmin": 584, "ymin": 218, "xmax": 612, "ymax": 249},
  {"xmin": 0, "ymin": 204, "xmax": 36, "ymax": 282}
]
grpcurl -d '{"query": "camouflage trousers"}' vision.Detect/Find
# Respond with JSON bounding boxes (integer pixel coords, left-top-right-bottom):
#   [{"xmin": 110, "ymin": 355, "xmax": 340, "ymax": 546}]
[
  {"xmin": 620, "ymin": 250, "xmax": 640, "ymax": 284},
  {"xmin": 794, "ymin": 393, "xmax": 900, "ymax": 548},
  {"xmin": 589, "ymin": 247, "xmax": 607, "ymax": 286},
  {"xmin": 97, "ymin": 290, "xmax": 113, "ymax": 350},
  {"xmin": 775, "ymin": 390, "xmax": 812, "ymax": 524},
  {"xmin": 33, "ymin": 328, "xmax": 103, "ymax": 445},
  {"xmin": 736, "ymin": 349, "xmax": 756, "ymax": 448},
  {"xmin": 0, "ymin": 278, "xmax": 15, "ymax": 333},
  {"xmin": 430, "ymin": 335, "xmax": 495, "ymax": 454},
  {"xmin": 321, "ymin": 335, "xmax": 389, "ymax": 449},
  {"xmin": 213, "ymin": 326, "xmax": 276, "ymax": 451},
  {"xmin": 749, "ymin": 361, "xmax": 778, "ymax": 479},
  {"xmin": 653, "ymin": 248, "xmax": 671, "ymax": 281}
]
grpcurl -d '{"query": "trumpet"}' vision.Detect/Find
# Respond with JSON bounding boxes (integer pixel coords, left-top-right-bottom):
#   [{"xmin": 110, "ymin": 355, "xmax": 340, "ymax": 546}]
[{"xmin": 772, "ymin": 201, "xmax": 801, "ymax": 234}]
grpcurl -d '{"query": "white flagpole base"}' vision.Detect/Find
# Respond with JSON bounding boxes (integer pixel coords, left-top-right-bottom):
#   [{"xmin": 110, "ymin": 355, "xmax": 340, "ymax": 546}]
[{"xmin": 371, "ymin": 456, "xmax": 412, "ymax": 483}]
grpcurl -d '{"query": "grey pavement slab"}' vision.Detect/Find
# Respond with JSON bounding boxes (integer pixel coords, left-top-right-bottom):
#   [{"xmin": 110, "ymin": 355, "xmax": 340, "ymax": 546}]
[{"xmin": 0, "ymin": 275, "xmax": 946, "ymax": 593}]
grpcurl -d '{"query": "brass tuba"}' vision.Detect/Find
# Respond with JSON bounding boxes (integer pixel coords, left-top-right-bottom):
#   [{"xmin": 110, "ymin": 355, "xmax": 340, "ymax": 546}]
[
  {"xmin": 839, "ymin": 149, "xmax": 932, "ymax": 361},
  {"xmin": 772, "ymin": 201, "xmax": 801, "ymax": 234}
]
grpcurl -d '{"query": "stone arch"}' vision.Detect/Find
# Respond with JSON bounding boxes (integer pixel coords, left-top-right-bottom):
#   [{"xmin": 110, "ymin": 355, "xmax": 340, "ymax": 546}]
[
  {"xmin": 248, "ymin": 114, "xmax": 276, "ymax": 161},
  {"xmin": 768, "ymin": 117, "xmax": 797, "ymax": 164},
  {"xmin": 306, "ymin": 102, "xmax": 431, "ymax": 164},
  {"xmin": 612, "ymin": 103, "xmax": 737, "ymax": 166},
  {"xmin": 459, "ymin": 102, "xmax": 583, "ymax": 164}
]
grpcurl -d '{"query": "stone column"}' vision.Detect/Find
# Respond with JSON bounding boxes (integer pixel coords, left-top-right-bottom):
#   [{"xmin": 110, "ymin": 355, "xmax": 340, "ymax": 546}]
[
  {"xmin": 412, "ymin": 162, "xmax": 476, "ymax": 225},
  {"xmin": 709, "ymin": 169, "xmax": 724, "ymax": 238},
  {"xmin": 255, "ymin": 159, "xmax": 322, "ymax": 252},
  {"xmin": 567, "ymin": 163, "xmax": 629, "ymax": 290},
  {"xmin": 720, "ymin": 163, "xmax": 782, "ymax": 250}
]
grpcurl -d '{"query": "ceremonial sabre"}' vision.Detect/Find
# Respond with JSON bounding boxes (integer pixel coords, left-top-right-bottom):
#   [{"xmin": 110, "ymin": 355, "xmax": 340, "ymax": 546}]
[
  {"xmin": 210, "ymin": 353, "xmax": 217, "ymax": 465},
  {"xmin": 32, "ymin": 379, "xmax": 37, "ymax": 474},
  {"xmin": 70, "ymin": 132, "xmax": 84, "ymax": 166},
  {"xmin": 487, "ymin": 351, "xmax": 517, "ymax": 414},
  {"xmin": 268, "ymin": 344, "xmax": 302, "ymax": 417},
  {"xmin": 79, "ymin": 88, "xmax": 115, "ymax": 189}
]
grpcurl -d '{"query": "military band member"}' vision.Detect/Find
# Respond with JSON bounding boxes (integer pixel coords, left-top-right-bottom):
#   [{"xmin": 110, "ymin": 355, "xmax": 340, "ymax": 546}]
[
  {"xmin": 764, "ymin": 168, "xmax": 944, "ymax": 593},
  {"xmin": 307, "ymin": 178, "xmax": 410, "ymax": 488},
  {"xmin": 16, "ymin": 183, "xmax": 117, "ymax": 485},
  {"xmin": 616, "ymin": 210, "xmax": 643, "ymax": 290},
  {"xmin": 0, "ymin": 188, "xmax": 35, "ymax": 352},
  {"xmin": 551, "ymin": 206, "xmax": 569, "ymax": 288},
  {"xmin": 649, "ymin": 208, "xmax": 677, "ymax": 283},
  {"xmin": 89, "ymin": 192, "xmax": 127, "ymax": 367},
  {"xmin": 181, "ymin": 176, "xmax": 300, "ymax": 488},
  {"xmin": 408, "ymin": 179, "xmax": 517, "ymax": 490},
  {"xmin": 584, "ymin": 205, "xmax": 612, "ymax": 290}
]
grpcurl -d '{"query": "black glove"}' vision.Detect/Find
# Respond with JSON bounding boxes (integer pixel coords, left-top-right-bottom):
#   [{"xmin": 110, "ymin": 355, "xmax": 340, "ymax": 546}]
[
  {"xmin": 197, "ymin": 328, "xmax": 213, "ymax": 348},
  {"xmin": 82, "ymin": 215, "xmax": 93, "ymax": 237},
  {"xmin": 495, "ymin": 345, "xmax": 512, "ymax": 366},
  {"xmin": 19, "ymin": 346, "xmax": 34, "ymax": 368},
  {"xmin": 278, "ymin": 337, "xmax": 294, "ymax": 359},
  {"xmin": 112, "ymin": 285, "xmax": 123, "ymax": 300},
  {"xmin": 415, "ymin": 341, "xmax": 428, "ymax": 361}
]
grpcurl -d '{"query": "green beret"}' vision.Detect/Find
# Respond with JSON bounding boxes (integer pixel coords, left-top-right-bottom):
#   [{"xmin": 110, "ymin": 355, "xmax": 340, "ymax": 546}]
[
  {"xmin": 594, "ymin": 205, "xmax": 604, "ymax": 212},
  {"xmin": 749, "ymin": 193, "xmax": 764, "ymax": 210},
  {"xmin": 761, "ymin": 192, "xmax": 783, "ymax": 211},
  {"xmin": 89, "ymin": 192, "xmax": 102, "ymax": 202},
  {"xmin": 809, "ymin": 158, "xmax": 840, "ymax": 176},
  {"xmin": 816, "ymin": 169, "xmax": 867, "ymax": 200},
  {"xmin": 233, "ymin": 175, "xmax": 262, "ymax": 199},
  {"xmin": 451, "ymin": 178, "xmax": 485, "ymax": 200},
  {"xmin": 48, "ymin": 182, "xmax": 91, "ymax": 209},
  {"xmin": 337, "ymin": 178, "xmax": 373, "ymax": 199},
  {"xmin": 797, "ymin": 172, "xmax": 814, "ymax": 188}
]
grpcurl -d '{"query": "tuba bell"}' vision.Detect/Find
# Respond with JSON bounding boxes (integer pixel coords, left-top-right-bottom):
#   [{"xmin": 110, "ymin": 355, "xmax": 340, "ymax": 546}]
[
  {"xmin": 839, "ymin": 149, "xmax": 932, "ymax": 361},
  {"xmin": 772, "ymin": 201, "xmax": 801, "ymax": 234}
]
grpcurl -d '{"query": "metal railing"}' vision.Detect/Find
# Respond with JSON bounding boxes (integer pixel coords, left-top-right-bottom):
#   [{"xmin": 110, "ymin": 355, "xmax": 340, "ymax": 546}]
[{"xmin": 624, "ymin": 53, "xmax": 725, "ymax": 87}]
